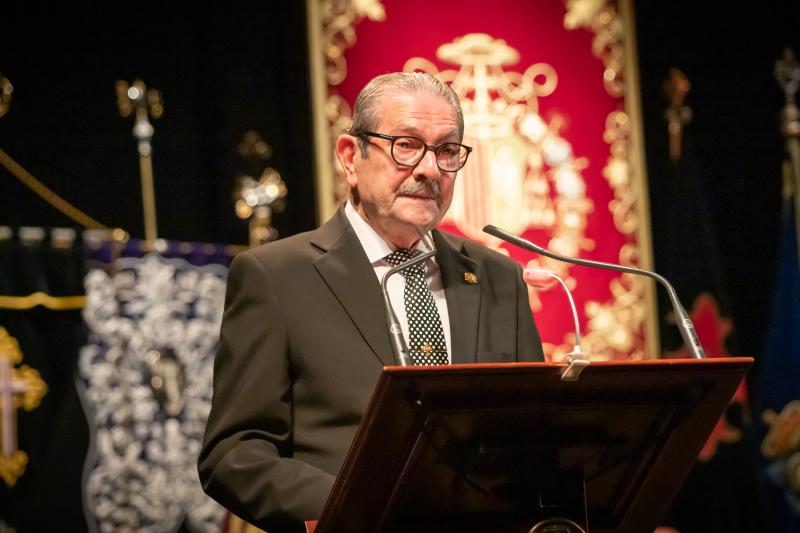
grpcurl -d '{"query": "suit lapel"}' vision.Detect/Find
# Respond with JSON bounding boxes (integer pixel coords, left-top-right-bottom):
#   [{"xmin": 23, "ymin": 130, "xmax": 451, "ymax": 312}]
[
  {"xmin": 434, "ymin": 230, "xmax": 481, "ymax": 364},
  {"xmin": 312, "ymin": 209, "xmax": 395, "ymax": 366}
]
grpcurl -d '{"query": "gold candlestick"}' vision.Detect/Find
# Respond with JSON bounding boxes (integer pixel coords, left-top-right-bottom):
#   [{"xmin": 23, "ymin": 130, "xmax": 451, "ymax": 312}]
[
  {"xmin": 234, "ymin": 131, "xmax": 287, "ymax": 248},
  {"xmin": 663, "ymin": 68, "xmax": 692, "ymax": 161},
  {"xmin": 115, "ymin": 79, "xmax": 163, "ymax": 247},
  {"xmin": 775, "ymin": 48, "xmax": 800, "ymax": 267}
]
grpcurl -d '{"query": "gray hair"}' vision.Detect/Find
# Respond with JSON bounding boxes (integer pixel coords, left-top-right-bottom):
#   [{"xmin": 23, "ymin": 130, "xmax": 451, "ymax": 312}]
[{"xmin": 348, "ymin": 72, "xmax": 464, "ymax": 156}]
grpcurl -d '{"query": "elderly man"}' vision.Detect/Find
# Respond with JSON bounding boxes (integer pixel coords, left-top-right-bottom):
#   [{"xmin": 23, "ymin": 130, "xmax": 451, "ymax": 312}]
[{"xmin": 199, "ymin": 72, "xmax": 544, "ymax": 532}]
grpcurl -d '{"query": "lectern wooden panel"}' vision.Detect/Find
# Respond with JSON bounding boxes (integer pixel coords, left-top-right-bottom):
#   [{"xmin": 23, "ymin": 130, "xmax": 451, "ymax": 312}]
[{"xmin": 312, "ymin": 358, "xmax": 752, "ymax": 533}]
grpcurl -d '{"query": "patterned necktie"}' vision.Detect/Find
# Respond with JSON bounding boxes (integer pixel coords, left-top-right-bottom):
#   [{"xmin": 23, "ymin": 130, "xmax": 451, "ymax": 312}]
[{"xmin": 384, "ymin": 249, "xmax": 449, "ymax": 365}]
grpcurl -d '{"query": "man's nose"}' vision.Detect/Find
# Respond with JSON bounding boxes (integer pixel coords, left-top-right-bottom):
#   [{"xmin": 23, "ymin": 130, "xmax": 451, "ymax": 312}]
[{"xmin": 412, "ymin": 148, "xmax": 440, "ymax": 178}]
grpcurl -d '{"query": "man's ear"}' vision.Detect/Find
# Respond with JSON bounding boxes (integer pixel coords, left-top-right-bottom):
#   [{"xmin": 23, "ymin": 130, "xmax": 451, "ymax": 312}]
[{"xmin": 335, "ymin": 134, "xmax": 359, "ymax": 188}]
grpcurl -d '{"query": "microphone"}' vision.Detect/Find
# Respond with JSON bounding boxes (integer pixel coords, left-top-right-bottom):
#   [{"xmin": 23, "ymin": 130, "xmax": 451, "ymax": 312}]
[
  {"xmin": 380, "ymin": 234, "xmax": 437, "ymax": 367},
  {"xmin": 485, "ymin": 224, "xmax": 706, "ymax": 359},
  {"xmin": 524, "ymin": 268, "xmax": 589, "ymax": 380},
  {"xmin": 523, "ymin": 269, "xmax": 584, "ymax": 353}
]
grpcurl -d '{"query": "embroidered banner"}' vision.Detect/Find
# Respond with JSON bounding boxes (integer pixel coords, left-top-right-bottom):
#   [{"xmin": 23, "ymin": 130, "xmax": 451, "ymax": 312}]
[
  {"xmin": 79, "ymin": 245, "xmax": 229, "ymax": 532},
  {"xmin": 307, "ymin": 0, "xmax": 657, "ymax": 360}
]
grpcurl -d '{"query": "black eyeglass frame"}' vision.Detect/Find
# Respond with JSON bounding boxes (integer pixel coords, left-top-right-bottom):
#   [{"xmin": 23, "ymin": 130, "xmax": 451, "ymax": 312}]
[{"xmin": 356, "ymin": 131, "xmax": 473, "ymax": 172}]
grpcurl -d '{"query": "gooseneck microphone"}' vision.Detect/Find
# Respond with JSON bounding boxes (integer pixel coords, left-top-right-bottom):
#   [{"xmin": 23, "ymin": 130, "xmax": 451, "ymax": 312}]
[
  {"xmin": 524, "ymin": 268, "xmax": 590, "ymax": 381},
  {"xmin": 484, "ymin": 224, "xmax": 706, "ymax": 359},
  {"xmin": 380, "ymin": 235, "xmax": 437, "ymax": 367},
  {"xmin": 524, "ymin": 268, "xmax": 584, "ymax": 353}
]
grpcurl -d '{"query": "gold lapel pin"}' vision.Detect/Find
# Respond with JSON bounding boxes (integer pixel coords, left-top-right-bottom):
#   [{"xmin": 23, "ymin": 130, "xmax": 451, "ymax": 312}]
[{"xmin": 463, "ymin": 272, "xmax": 478, "ymax": 284}]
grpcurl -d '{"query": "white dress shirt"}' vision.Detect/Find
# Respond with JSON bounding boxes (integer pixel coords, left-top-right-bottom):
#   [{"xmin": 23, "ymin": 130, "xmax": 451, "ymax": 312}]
[{"xmin": 344, "ymin": 201, "xmax": 452, "ymax": 362}]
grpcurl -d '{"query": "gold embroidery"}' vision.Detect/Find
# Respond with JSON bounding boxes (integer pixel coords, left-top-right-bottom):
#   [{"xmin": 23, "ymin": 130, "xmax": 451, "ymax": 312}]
[
  {"xmin": 564, "ymin": 0, "xmax": 625, "ymax": 97},
  {"xmin": 405, "ymin": 33, "xmax": 593, "ymax": 309},
  {"xmin": 0, "ymin": 292, "xmax": 86, "ymax": 310},
  {"xmin": 557, "ymin": 0, "xmax": 657, "ymax": 360},
  {"xmin": 320, "ymin": 0, "xmax": 385, "ymax": 86},
  {"xmin": 308, "ymin": 0, "xmax": 387, "ymax": 220},
  {"xmin": 0, "ymin": 327, "xmax": 48, "ymax": 486},
  {"xmin": 306, "ymin": 1, "xmax": 656, "ymax": 358}
]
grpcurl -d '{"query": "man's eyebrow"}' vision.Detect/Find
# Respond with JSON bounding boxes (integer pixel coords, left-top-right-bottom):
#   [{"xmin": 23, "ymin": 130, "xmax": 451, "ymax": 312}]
[{"xmin": 394, "ymin": 125, "xmax": 460, "ymax": 141}]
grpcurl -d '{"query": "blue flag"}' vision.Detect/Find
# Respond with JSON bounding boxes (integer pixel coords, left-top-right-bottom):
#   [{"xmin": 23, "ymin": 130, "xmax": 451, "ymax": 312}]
[{"xmin": 756, "ymin": 205, "xmax": 800, "ymax": 533}]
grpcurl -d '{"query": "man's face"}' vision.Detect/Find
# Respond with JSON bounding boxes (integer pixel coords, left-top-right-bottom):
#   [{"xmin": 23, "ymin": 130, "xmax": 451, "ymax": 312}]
[{"xmin": 339, "ymin": 90, "xmax": 461, "ymax": 248}]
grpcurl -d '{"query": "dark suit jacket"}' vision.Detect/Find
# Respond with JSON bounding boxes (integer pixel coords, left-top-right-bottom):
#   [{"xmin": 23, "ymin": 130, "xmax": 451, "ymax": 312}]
[{"xmin": 198, "ymin": 209, "xmax": 544, "ymax": 532}]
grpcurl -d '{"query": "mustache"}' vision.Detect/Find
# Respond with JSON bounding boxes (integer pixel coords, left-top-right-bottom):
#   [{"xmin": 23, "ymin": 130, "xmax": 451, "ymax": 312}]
[{"xmin": 397, "ymin": 180, "xmax": 441, "ymax": 200}]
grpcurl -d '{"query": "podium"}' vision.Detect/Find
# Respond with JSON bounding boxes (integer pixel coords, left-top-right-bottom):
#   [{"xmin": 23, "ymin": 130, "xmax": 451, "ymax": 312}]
[{"xmin": 308, "ymin": 358, "xmax": 752, "ymax": 533}]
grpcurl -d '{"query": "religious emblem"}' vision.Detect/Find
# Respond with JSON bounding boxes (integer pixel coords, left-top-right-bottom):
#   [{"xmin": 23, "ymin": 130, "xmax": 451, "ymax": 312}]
[
  {"xmin": 0, "ymin": 326, "xmax": 47, "ymax": 487},
  {"xmin": 404, "ymin": 33, "xmax": 593, "ymax": 285}
]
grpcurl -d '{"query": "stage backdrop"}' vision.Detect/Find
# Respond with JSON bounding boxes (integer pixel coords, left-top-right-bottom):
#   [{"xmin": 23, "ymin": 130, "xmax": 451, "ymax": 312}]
[{"xmin": 306, "ymin": 0, "xmax": 658, "ymax": 360}]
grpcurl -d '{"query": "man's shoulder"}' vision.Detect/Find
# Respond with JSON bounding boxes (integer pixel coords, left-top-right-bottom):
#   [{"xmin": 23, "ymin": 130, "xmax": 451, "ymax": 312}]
[
  {"xmin": 250, "ymin": 228, "xmax": 318, "ymax": 255},
  {"xmin": 237, "ymin": 208, "xmax": 349, "ymax": 268},
  {"xmin": 232, "ymin": 226, "xmax": 326, "ymax": 273}
]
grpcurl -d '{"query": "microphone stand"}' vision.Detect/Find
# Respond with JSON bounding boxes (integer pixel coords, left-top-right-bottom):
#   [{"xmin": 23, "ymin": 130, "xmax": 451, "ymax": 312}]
[
  {"xmin": 485, "ymin": 224, "xmax": 706, "ymax": 359},
  {"xmin": 526, "ymin": 269, "xmax": 589, "ymax": 381},
  {"xmin": 380, "ymin": 242, "xmax": 437, "ymax": 367}
]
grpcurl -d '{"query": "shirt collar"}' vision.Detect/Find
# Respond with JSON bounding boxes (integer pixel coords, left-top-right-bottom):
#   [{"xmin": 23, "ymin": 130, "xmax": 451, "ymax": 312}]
[{"xmin": 344, "ymin": 200, "xmax": 435, "ymax": 265}]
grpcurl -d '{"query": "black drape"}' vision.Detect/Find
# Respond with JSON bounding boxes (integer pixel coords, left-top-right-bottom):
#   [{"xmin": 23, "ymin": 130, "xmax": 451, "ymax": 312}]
[{"xmin": 0, "ymin": 229, "xmax": 89, "ymax": 532}]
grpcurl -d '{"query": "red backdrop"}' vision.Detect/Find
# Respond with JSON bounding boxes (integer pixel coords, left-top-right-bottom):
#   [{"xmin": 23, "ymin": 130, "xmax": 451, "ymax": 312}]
[{"xmin": 314, "ymin": 0, "xmax": 653, "ymax": 359}]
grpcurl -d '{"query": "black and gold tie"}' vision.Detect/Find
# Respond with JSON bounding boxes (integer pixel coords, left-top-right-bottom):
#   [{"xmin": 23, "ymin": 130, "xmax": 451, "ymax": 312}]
[{"xmin": 384, "ymin": 249, "xmax": 448, "ymax": 365}]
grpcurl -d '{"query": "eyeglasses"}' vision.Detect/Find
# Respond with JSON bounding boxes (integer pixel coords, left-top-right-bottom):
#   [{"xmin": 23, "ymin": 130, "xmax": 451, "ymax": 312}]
[{"xmin": 356, "ymin": 131, "xmax": 472, "ymax": 172}]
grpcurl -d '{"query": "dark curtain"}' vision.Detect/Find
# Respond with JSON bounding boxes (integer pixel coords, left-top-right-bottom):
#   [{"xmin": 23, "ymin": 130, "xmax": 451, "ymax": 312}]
[
  {"xmin": 0, "ymin": 5, "xmax": 316, "ymax": 245},
  {"xmin": 648, "ymin": 141, "xmax": 767, "ymax": 533},
  {"xmin": 634, "ymin": 3, "xmax": 798, "ymax": 530},
  {"xmin": 0, "ymin": 227, "xmax": 89, "ymax": 532}
]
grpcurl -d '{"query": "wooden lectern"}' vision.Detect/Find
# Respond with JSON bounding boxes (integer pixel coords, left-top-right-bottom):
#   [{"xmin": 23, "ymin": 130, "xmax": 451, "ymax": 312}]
[{"xmin": 307, "ymin": 358, "xmax": 751, "ymax": 533}]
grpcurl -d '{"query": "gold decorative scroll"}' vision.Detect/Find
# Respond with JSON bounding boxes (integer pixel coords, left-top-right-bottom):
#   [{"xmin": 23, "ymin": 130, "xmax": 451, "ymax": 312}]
[
  {"xmin": 563, "ymin": 0, "xmax": 625, "ymax": 97},
  {"xmin": 306, "ymin": 0, "xmax": 386, "ymax": 222},
  {"xmin": 319, "ymin": 0, "xmax": 386, "ymax": 86},
  {"xmin": 562, "ymin": 0, "xmax": 659, "ymax": 358},
  {"xmin": 569, "ymin": 111, "xmax": 646, "ymax": 359},
  {"xmin": 603, "ymin": 111, "xmax": 639, "ymax": 236}
]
